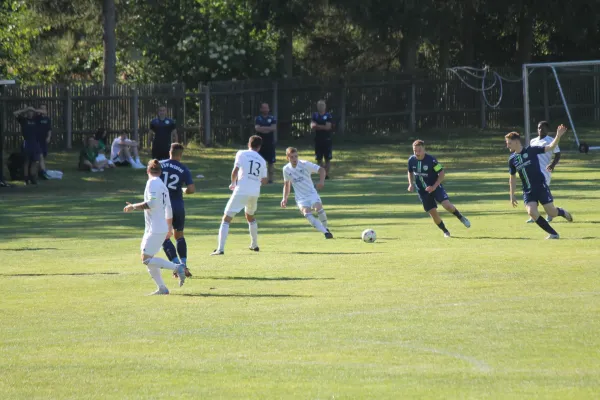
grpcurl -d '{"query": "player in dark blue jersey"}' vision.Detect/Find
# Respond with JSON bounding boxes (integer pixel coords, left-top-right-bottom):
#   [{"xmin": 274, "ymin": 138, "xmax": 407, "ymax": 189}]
[
  {"xmin": 505, "ymin": 127, "xmax": 573, "ymax": 239},
  {"xmin": 159, "ymin": 143, "xmax": 195, "ymax": 277},
  {"xmin": 150, "ymin": 106, "xmax": 177, "ymax": 161},
  {"xmin": 36, "ymin": 104, "xmax": 52, "ymax": 179},
  {"xmin": 254, "ymin": 103, "xmax": 277, "ymax": 183},
  {"xmin": 14, "ymin": 105, "xmax": 42, "ymax": 185},
  {"xmin": 407, "ymin": 140, "xmax": 470, "ymax": 237},
  {"xmin": 310, "ymin": 100, "xmax": 333, "ymax": 179}
]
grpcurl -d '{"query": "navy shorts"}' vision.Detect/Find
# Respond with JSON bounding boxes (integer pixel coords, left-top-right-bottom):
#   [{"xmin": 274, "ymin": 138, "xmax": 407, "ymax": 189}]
[
  {"xmin": 258, "ymin": 142, "xmax": 276, "ymax": 164},
  {"xmin": 417, "ymin": 187, "xmax": 449, "ymax": 212},
  {"xmin": 523, "ymin": 185, "xmax": 553, "ymax": 205},
  {"xmin": 23, "ymin": 143, "xmax": 41, "ymax": 163},
  {"xmin": 315, "ymin": 138, "xmax": 332, "ymax": 162},
  {"xmin": 172, "ymin": 204, "xmax": 186, "ymax": 231}
]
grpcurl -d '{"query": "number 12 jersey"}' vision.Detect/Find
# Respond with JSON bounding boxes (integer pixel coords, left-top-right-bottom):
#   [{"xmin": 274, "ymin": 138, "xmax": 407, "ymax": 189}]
[{"xmin": 234, "ymin": 150, "xmax": 267, "ymax": 196}]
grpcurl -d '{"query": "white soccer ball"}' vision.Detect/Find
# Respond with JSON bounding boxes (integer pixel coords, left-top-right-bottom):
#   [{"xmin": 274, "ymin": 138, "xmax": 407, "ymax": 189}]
[{"xmin": 361, "ymin": 229, "xmax": 376, "ymax": 243}]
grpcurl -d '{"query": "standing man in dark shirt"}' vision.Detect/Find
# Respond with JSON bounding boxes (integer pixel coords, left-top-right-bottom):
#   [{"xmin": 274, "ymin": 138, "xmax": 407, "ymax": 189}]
[
  {"xmin": 407, "ymin": 140, "xmax": 470, "ymax": 237},
  {"xmin": 149, "ymin": 106, "xmax": 177, "ymax": 161},
  {"xmin": 311, "ymin": 100, "xmax": 333, "ymax": 179},
  {"xmin": 506, "ymin": 127, "xmax": 573, "ymax": 239},
  {"xmin": 14, "ymin": 105, "xmax": 42, "ymax": 185},
  {"xmin": 37, "ymin": 104, "xmax": 52, "ymax": 179},
  {"xmin": 254, "ymin": 103, "xmax": 277, "ymax": 183}
]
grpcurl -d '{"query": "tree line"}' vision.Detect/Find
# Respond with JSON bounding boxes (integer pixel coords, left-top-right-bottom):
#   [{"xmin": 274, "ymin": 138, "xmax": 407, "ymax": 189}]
[{"xmin": 1, "ymin": 0, "xmax": 599, "ymax": 85}]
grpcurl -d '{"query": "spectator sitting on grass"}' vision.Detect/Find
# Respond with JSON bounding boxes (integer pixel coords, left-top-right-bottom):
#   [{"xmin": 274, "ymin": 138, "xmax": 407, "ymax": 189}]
[
  {"xmin": 110, "ymin": 132, "xmax": 145, "ymax": 169},
  {"xmin": 94, "ymin": 128, "xmax": 115, "ymax": 168},
  {"xmin": 79, "ymin": 136, "xmax": 106, "ymax": 172}
]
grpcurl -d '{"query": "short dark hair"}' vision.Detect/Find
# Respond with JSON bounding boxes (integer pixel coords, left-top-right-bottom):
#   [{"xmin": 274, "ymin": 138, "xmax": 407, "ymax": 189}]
[
  {"xmin": 170, "ymin": 142, "xmax": 184, "ymax": 157},
  {"xmin": 147, "ymin": 159, "xmax": 162, "ymax": 175},
  {"xmin": 505, "ymin": 132, "xmax": 521, "ymax": 140},
  {"xmin": 538, "ymin": 121, "xmax": 550, "ymax": 130},
  {"xmin": 412, "ymin": 139, "xmax": 425, "ymax": 147},
  {"xmin": 249, "ymin": 135, "xmax": 263, "ymax": 149}
]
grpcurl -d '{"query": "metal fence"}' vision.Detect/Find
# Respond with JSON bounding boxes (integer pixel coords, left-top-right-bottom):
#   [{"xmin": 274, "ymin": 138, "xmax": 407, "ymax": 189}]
[{"xmin": 2, "ymin": 68, "xmax": 600, "ymax": 151}]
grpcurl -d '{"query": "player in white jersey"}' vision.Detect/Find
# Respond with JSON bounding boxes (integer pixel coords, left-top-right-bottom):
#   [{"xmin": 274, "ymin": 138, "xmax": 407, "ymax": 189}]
[
  {"xmin": 526, "ymin": 121, "xmax": 562, "ymax": 223},
  {"xmin": 123, "ymin": 159, "xmax": 187, "ymax": 295},
  {"xmin": 281, "ymin": 147, "xmax": 333, "ymax": 239},
  {"xmin": 211, "ymin": 136, "xmax": 268, "ymax": 255}
]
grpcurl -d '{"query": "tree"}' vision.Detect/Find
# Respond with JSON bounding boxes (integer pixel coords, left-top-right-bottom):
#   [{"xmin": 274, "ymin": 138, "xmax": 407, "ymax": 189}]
[{"xmin": 103, "ymin": 0, "xmax": 117, "ymax": 85}]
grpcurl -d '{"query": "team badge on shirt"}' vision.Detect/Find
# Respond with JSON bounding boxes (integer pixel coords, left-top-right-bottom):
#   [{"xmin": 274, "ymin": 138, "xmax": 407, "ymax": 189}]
[
  {"xmin": 423, "ymin": 165, "xmax": 429, "ymax": 171},
  {"xmin": 523, "ymin": 153, "xmax": 528, "ymax": 159}
]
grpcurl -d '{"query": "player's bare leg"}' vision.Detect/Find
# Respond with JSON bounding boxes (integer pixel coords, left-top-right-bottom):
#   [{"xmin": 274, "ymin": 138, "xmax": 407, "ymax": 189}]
[
  {"xmin": 526, "ymin": 202, "xmax": 560, "ymax": 239},
  {"xmin": 428, "ymin": 208, "xmax": 450, "ymax": 237},
  {"xmin": 267, "ymin": 163, "xmax": 274, "ymax": 183},
  {"xmin": 324, "ymin": 160, "xmax": 331, "ymax": 179},
  {"xmin": 212, "ymin": 214, "xmax": 233, "ymax": 255},
  {"xmin": 542, "ymin": 202, "xmax": 573, "ymax": 222},
  {"xmin": 441, "ymin": 200, "xmax": 470, "ymax": 228},
  {"xmin": 245, "ymin": 212, "xmax": 260, "ymax": 251}
]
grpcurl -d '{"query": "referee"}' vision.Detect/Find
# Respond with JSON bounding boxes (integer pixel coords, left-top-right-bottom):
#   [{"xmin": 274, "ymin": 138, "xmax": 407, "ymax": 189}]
[
  {"xmin": 254, "ymin": 103, "xmax": 277, "ymax": 183},
  {"xmin": 149, "ymin": 106, "xmax": 177, "ymax": 161}
]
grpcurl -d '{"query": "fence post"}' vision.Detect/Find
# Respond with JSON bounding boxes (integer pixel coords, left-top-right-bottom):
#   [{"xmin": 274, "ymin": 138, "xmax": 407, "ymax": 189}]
[
  {"xmin": 410, "ymin": 81, "xmax": 416, "ymax": 133},
  {"xmin": 272, "ymin": 81, "xmax": 278, "ymax": 143},
  {"xmin": 203, "ymin": 85, "xmax": 211, "ymax": 146},
  {"xmin": 338, "ymin": 78, "xmax": 346, "ymax": 135},
  {"xmin": 480, "ymin": 91, "xmax": 486, "ymax": 129},
  {"xmin": 65, "ymin": 87, "xmax": 73, "ymax": 149},
  {"xmin": 543, "ymin": 69, "xmax": 550, "ymax": 122},
  {"xmin": 131, "ymin": 87, "xmax": 139, "ymax": 142}
]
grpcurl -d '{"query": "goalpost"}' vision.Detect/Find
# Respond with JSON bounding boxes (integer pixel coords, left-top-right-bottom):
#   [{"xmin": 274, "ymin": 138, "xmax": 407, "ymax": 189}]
[{"xmin": 523, "ymin": 60, "xmax": 600, "ymax": 152}]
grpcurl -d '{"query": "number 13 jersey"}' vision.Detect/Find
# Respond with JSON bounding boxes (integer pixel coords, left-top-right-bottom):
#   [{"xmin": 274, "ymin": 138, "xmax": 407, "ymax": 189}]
[{"xmin": 234, "ymin": 150, "xmax": 267, "ymax": 196}]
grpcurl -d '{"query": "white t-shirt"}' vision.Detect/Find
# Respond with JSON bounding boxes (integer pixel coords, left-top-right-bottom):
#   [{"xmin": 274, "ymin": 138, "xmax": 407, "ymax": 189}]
[
  {"xmin": 143, "ymin": 177, "xmax": 172, "ymax": 234},
  {"xmin": 530, "ymin": 136, "xmax": 559, "ymax": 183},
  {"xmin": 111, "ymin": 137, "xmax": 135, "ymax": 160},
  {"xmin": 283, "ymin": 160, "xmax": 321, "ymax": 202},
  {"xmin": 233, "ymin": 150, "xmax": 267, "ymax": 196}
]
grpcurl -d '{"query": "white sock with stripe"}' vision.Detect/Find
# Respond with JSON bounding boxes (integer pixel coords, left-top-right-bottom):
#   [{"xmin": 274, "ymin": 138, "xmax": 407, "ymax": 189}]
[
  {"xmin": 217, "ymin": 222, "xmax": 230, "ymax": 252},
  {"xmin": 305, "ymin": 213, "xmax": 327, "ymax": 233},
  {"xmin": 317, "ymin": 209, "xmax": 328, "ymax": 229},
  {"xmin": 248, "ymin": 220, "xmax": 258, "ymax": 248}
]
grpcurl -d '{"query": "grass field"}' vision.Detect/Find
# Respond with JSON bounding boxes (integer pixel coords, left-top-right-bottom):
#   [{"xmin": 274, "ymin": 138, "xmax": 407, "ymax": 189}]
[{"xmin": 1, "ymin": 130, "xmax": 600, "ymax": 399}]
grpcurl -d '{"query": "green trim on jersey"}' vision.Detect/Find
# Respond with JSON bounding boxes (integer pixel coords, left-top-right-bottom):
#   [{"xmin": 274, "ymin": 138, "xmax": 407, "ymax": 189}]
[
  {"xmin": 417, "ymin": 161, "xmax": 427, "ymax": 188},
  {"xmin": 516, "ymin": 154, "xmax": 531, "ymax": 189}
]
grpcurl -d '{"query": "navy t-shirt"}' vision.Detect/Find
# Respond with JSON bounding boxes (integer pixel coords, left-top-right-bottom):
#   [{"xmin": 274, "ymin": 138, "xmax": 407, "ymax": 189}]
[
  {"xmin": 37, "ymin": 116, "xmax": 52, "ymax": 142},
  {"xmin": 312, "ymin": 112, "xmax": 333, "ymax": 140},
  {"xmin": 255, "ymin": 115, "xmax": 276, "ymax": 144},
  {"xmin": 150, "ymin": 117, "xmax": 176, "ymax": 148},
  {"xmin": 407, "ymin": 154, "xmax": 444, "ymax": 191},
  {"xmin": 508, "ymin": 146, "xmax": 547, "ymax": 191},
  {"xmin": 17, "ymin": 115, "xmax": 41, "ymax": 146},
  {"xmin": 159, "ymin": 159, "xmax": 193, "ymax": 206}
]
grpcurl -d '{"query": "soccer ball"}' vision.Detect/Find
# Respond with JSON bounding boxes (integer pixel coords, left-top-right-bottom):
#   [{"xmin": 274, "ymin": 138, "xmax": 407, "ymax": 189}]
[{"xmin": 361, "ymin": 229, "xmax": 376, "ymax": 243}]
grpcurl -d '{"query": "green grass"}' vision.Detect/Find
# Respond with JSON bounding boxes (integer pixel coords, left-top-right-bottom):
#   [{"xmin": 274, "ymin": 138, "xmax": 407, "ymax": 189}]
[{"xmin": 1, "ymin": 130, "xmax": 600, "ymax": 399}]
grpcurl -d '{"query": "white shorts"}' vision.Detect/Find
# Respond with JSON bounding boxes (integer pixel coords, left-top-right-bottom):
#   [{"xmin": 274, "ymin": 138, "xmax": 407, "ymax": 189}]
[
  {"xmin": 224, "ymin": 192, "xmax": 259, "ymax": 217},
  {"xmin": 96, "ymin": 154, "xmax": 107, "ymax": 163},
  {"xmin": 296, "ymin": 194, "xmax": 322, "ymax": 209},
  {"xmin": 140, "ymin": 232, "xmax": 166, "ymax": 256}
]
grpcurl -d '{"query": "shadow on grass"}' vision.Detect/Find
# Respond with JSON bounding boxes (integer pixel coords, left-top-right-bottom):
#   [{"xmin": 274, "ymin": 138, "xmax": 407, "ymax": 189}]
[
  {"xmin": 202, "ymin": 276, "xmax": 334, "ymax": 281},
  {"xmin": 0, "ymin": 247, "xmax": 59, "ymax": 251},
  {"xmin": 179, "ymin": 293, "xmax": 310, "ymax": 298},
  {"xmin": 289, "ymin": 251, "xmax": 384, "ymax": 255},
  {"xmin": 452, "ymin": 236, "xmax": 533, "ymax": 240},
  {"xmin": 0, "ymin": 272, "xmax": 121, "ymax": 277}
]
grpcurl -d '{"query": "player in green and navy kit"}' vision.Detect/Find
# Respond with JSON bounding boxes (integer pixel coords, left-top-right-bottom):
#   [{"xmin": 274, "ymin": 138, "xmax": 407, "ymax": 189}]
[
  {"xmin": 505, "ymin": 127, "xmax": 573, "ymax": 239},
  {"xmin": 407, "ymin": 140, "xmax": 470, "ymax": 237}
]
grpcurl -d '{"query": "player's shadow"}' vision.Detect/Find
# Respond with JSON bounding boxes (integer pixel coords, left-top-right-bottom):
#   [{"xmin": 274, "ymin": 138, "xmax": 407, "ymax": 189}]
[
  {"xmin": 453, "ymin": 236, "xmax": 533, "ymax": 240},
  {"xmin": 202, "ymin": 276, "xmax": 335, "ymax": 281},
  {"xmin": 0, "ymin": 247, "xmax": 59, "ymax": 251},
  {"xmin": 289, "ymin": 251, "xmax": 384, "ymax": 255},
  {"xmin": 179, "ymin": 293, "xmax": 310, "ymax": 298},
  {"xmin": 0, "ymin": 272, "xmax": 121, "ymax": 277}
]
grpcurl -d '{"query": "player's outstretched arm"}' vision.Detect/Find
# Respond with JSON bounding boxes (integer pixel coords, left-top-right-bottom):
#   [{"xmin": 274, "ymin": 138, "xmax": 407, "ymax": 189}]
[
  {"xmin": 13, "ymin": 106, "xmax": 32, "ymax": 117},
  {"xmin": 545, "ymin": 124, "xmax": 567, "ymax": 152},
  {"xmin": 547, "ymin": 152, "xmax": 561, "ymax": 172},
  {"xmin": 281, "ymin": 181, "xmax": 291, "ymax": 208},
  {"xmin": 123, "ymin": 201, "xmax": 150, "ymax": 212},
  {"xmin": 407, "ymin": 171, "xmax": 414, "ymax": 192}
]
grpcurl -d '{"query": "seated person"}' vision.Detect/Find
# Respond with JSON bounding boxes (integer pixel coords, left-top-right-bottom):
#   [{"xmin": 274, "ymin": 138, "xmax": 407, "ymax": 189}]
[
  {"xmin": 94, "ymin": 128, "xmax": 115, "ymax": 168},
  {"xmin": 79, "ymin": 136, "xmax": 105, "ymax": 172},
  {"xmin": 110, "ymin": 133, "xmax": 144, "ymax": 169}
]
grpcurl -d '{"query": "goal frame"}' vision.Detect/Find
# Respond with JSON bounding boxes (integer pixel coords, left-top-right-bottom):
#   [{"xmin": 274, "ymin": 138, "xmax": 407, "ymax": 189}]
[{"xmin": 523, "ymin": 60, "xmax": 600, "ymax": 150}]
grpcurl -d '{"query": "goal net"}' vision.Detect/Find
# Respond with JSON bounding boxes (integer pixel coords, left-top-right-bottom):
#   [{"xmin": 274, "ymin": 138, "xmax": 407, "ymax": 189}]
[{"xmin": 523, "ymin": 60, "xmax": 600, "ymax": 153}]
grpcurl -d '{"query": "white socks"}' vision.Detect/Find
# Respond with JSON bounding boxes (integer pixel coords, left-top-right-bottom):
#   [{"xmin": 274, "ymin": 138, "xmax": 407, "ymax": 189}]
[
  {"xmin": 147, "ymin": 256, "xmax": 178, "ymax": 270},
  {"xmin": 146, "ymin": 264, "xmax": 166, "ymax": 289},
  {"xmin": 217, "ymin": 222, "xmax": 230, "ymax": 252},
  {"xmin": 145, "ymin": 257, "xmax": 177, "ymax": 290},
  {"xmin": 317, "ymin": 209, "xmax": 328, "ymax": 229},
  {"xmin": 305, "ymin": 213, "xmax": 327, "ymax": 233},
  {"xmin": 248, "ymin": 220, "xmax": 258, "ymax": 248}
]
